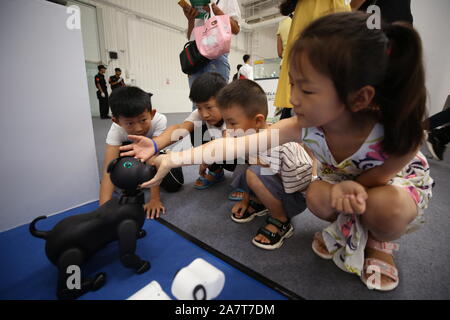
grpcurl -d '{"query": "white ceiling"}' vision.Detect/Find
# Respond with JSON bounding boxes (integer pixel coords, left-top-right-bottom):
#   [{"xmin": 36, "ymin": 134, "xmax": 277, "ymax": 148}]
[{"xmin": 238, "ymin": 0, "xmax": 282, "ymax": 22}]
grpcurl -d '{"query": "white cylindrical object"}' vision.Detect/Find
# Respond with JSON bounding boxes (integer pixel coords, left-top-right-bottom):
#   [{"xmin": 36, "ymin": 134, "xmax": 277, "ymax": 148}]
[
  {"xmin": 171, "ymin": 258, "xmax": 225, "ymax": 300},
  {"xmin": 127, "ymin": 281, "xmax": 171, "ymax": 300}
]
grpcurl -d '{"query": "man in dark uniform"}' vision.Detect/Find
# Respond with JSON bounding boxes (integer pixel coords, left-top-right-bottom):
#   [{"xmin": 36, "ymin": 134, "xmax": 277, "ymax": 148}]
[
  {"xmin": 95, "ymin": 65, "xmax": 110, "ymax": 119},
  {"xmin": 109, "ymin": 68, "xmax": 126, "ymax": 91}
]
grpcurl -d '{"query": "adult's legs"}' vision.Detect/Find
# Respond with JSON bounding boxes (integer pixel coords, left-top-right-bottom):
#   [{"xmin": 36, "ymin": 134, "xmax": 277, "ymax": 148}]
[
  {"xmin": 279, "ymin": 107, "xmax": 293, "ymax": 120},
  {"xmin": 98, "ymin": 95, "xmax": 110, "ymax": 119},
  {"xmin": 427, "ymin": 107, "xmax": 450, "ymax": 129}
]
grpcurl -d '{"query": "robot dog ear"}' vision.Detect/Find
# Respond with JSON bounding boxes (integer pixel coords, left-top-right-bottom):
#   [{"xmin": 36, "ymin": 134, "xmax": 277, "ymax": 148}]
[{"xmin": 107, "ymin": 157, "xmax": 120, "ymax": 173}]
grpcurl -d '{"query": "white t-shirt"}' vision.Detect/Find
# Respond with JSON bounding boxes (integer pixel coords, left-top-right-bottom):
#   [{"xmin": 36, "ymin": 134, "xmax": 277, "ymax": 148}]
[
  {"xmin": 190, "ymin": 0, "xmax": 242, "ymax": 41},
  {"xmin": 238, "ymin": 63, "xmax": 254, "ymax": 80},
  {"xmin": 184, "ymin": 109, "xmax": 226, "ymax": 140},
  {"xmin": 105, "ymin": 112, "xmax": 167, "ymax": 146}
]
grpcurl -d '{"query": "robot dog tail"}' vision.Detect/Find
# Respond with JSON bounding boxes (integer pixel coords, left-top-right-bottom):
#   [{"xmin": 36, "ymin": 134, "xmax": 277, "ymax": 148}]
[{"xmin": 29, "ymin": 216, "xmax": 49, "ymax": 239}]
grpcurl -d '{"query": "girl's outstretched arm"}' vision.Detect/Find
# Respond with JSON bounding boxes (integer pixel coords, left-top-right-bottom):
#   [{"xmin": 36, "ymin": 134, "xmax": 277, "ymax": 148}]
[{"xmin": 141, "ymin": 117, "xmax": 301, "ymax": 188}]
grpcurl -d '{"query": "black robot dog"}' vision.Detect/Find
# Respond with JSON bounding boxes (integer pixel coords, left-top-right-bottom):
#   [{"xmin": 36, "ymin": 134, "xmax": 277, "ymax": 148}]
[{"xmin": 29, "ymin": 156, "xmax": 156, "ymax": 300}]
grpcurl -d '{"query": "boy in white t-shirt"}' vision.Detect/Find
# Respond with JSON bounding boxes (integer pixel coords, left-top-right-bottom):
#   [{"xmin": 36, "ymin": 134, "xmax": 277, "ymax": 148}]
[
  {"xmin": 100, "ymin": 86, "xmax": 183, "ymax": 219},
  {"xmin": 238, "ymin": 54, "xmax": 254, "ymax": 80}
]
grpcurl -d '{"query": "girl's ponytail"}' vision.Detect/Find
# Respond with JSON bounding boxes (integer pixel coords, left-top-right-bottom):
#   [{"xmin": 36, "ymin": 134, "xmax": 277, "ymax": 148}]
[{"xmin": 377, "ymin": 22, "xmax": 427, "ymax": 156}]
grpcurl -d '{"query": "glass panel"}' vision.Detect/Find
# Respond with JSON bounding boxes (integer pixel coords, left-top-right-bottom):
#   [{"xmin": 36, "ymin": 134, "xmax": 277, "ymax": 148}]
[
  {"xmin": 85, "ymin": 62, "xmax": 100, "ymax": 117},
  {"xmin": 254, "ymin": 58, "xmax": 281, "ymax": 80}
]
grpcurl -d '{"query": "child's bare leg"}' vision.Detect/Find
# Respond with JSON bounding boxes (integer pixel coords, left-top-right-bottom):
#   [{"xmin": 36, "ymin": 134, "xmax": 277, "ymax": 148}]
[
  {"xmin": 246, "ymin": 169, "xmax": 288, "ymax": 244},
  {"xmin": 305, "ymin": 180, "xmax": 339, "ymax": 222},
  {"xmin": 362, "ymin": 185, "xmax": 417, "ymax": 241},
  {"xmin": 361, "ymin": 185, "xmax": 417, "ymax": 289}
]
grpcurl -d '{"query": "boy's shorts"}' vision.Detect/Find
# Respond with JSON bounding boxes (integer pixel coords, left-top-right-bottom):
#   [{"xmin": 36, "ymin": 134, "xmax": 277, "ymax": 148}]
[{"xmin": 231, "ymin": 165, "xmax": 307, "ymax": 219}]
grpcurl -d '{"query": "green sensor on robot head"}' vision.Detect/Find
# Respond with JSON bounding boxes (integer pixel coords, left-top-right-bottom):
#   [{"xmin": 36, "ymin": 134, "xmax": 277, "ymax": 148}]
[{"xmin": 123, "ymin": 161, "xmax": 133, "ymax": 169}]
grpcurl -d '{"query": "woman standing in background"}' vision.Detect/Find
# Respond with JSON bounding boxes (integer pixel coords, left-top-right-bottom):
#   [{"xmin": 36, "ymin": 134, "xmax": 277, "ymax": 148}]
[
  {"xmin": 274, "ymin": 0, "xmax": 351, "ymax": 119},
  {"xmin": 181, "ymin": 0, "xmax": 241, "ymax": 109}
]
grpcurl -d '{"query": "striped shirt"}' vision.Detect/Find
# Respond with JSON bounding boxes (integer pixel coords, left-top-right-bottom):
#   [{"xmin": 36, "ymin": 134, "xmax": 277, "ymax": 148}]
[{"xmin": 258, "ymin": 142, "xmax": 313, "ymax": 193}]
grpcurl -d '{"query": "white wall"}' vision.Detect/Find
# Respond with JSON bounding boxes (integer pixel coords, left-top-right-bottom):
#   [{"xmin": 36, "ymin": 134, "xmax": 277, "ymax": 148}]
[
  {"xmin": 251, "ymin": 24, "xmax": 279, "ymax": 61},
  {"xmin": 412, "ymin": 0, "xmax": 450, "ymax": 116},
  {"xmin": 126, "ymin": 16, "xmax": 193, "ymax": 113},
  {"xmin": 0, "ymin": 0, "xmax": 99, "ymax": 232}
]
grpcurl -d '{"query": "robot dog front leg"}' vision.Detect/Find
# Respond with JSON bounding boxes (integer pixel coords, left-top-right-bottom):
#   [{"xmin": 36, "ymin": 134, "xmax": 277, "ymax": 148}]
[{"xmin": 118, "ymin": 220, "xmax": 151, "ymax": 274}]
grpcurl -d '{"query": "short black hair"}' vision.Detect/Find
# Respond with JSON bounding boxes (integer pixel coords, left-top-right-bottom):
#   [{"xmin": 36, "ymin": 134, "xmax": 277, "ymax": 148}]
[
  {"xmin": 115, "ymin": 68, "xmax": 121, "ymax": 72},
  {"xmin": 243, "ymin": 54, "xmax": 250, "ymax": 63},
  {"xmin": 109, "ymin": 86, "xmax": 153, "ymax": 118},
  {"xmin": 189, "ymin": 72, "xmax": 227, "ymax": 104},
  {"xmin": 98, "ymin": 65, "xmax": 106, "ymax": 71},
  {"xmin": 216, "ymin": 79, "xmax": 268, "ymax": 118}
]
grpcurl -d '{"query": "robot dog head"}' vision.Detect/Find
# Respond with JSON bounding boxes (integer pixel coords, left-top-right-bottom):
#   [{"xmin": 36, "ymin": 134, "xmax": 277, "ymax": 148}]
[{"xmin": 107, "ymin": 157, "xmax": 156, "ymax": 192}]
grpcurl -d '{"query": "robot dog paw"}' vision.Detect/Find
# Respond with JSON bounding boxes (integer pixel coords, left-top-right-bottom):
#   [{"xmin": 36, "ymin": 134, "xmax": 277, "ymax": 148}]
[
  {"xmin": 57, "ymin": 273, "xmax": 107, "ymax": 300},
  {"xmin": 57, "ymin": 288, "xmax": 82, "ymax": 300},
  {"xmin": 138, "ymin": 229, "xmax": 147, "ymax": 239},
  {"xmin": 136, "ymin": 260, "xmax": 151, "ymax": 274},
  {"xmin": 92, "ymin": 273, "xmax": 106, "ymax": 291}
]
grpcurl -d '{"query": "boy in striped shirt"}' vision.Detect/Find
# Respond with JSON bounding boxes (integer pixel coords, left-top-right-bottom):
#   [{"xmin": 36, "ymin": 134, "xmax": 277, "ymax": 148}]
[{"xmin": 217, "ymin": 79, "xmax": 313, "ymax": 250}]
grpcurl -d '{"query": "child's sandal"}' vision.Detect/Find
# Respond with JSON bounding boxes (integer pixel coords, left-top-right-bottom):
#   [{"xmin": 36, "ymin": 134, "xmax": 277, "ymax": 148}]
[
  {"xmin": 231, "ymin": 200, "xmax": 268, "ymax": 223},
  {"xmin": 360, "ymin": 239, "xmax": 400, "ymax": 291},
  {"xmin": 311, "ymin": 231, "xmax": 333, "ymax": 260},
  {"xmin": 194, "ymin": 169, "xmax": 225, "ymax": 190},
  {"xmin": 252, "ymin": 216, "xmax": 294, "ymax": 250}
]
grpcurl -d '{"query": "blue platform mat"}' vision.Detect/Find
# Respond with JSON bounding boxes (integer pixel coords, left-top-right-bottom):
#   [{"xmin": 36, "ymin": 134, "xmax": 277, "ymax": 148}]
[{"xmin": 0, "ymin": 202, "xmax": 291, "ymax": 300}]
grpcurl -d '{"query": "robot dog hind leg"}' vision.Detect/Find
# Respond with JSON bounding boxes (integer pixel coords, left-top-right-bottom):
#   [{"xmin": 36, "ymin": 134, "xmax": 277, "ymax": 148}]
[{"xmin": 56, "ymin": 247, "xmax": 106, "ymax": 300}]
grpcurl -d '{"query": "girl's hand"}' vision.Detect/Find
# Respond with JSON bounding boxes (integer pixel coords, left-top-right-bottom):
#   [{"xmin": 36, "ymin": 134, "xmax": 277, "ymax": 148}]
[
  {"xmin": 331, "ymin": 181, "xmax": 368, "ymax": 214},
  {"xmin": 144, "ymin": 199, "xmax": 166, "ymax": 220},
  {"xmin": 119, "ymin": 135, "xmax": 156, "ymax": 162},
  {"xmin": 140, "ymin": 154, "xmax": 174, "ymax": 189}
]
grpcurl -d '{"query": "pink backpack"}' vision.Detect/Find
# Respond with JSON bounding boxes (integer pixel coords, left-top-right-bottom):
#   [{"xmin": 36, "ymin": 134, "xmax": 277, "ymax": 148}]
[{"xmin": 193, "ymin": 3, "xmax": 232, "ymax": 60}]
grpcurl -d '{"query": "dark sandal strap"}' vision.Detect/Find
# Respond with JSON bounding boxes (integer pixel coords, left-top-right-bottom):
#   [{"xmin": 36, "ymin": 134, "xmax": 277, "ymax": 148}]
[
  {"xmin": 255, "ymin": 226, "xmax": 280, "ymax": 245},
  {"xmin": 265, "ymin": 216, "xmax": 290, "ymax": 233},
  {"xmin": 248, "ymin": 200, "xmax": 266, "ymax": 212},
  {"xmin": 207, "ymin": 169, "xmax": 224, "ymax": 180},
  {"xmin": 196, "ymin": 175, "xmax": 210, "ymax": 184}
]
